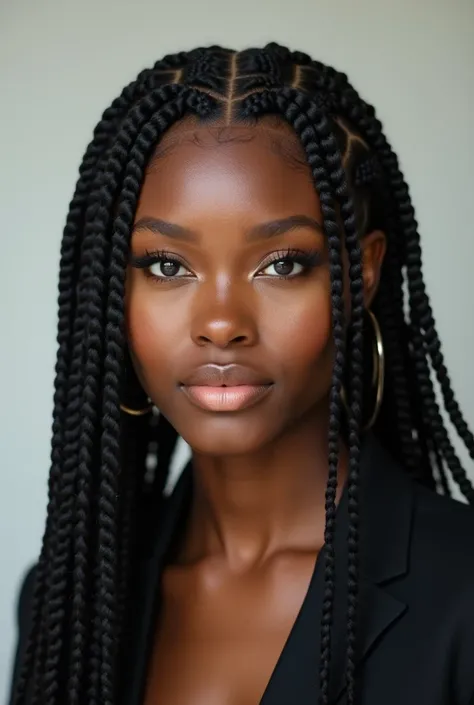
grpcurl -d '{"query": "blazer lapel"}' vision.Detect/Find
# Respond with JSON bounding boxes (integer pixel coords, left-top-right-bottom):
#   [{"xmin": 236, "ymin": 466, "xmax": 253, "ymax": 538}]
[
  {"xmin": 331, "ymin": 437, "xmax": 414, "ymax": 702},
  {"xmin": 329, "ymin": 582, "xmax": 407, "ymax": 703},
  {"xmin": 261, "ymin": 436, "xmax": 414, "ymax": 705}
]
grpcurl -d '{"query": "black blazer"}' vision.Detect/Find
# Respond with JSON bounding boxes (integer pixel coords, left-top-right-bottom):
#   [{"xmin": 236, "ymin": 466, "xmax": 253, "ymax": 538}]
[{"xmin": 9, "ymin": 437, "xmax": 474, "ymax": 704}]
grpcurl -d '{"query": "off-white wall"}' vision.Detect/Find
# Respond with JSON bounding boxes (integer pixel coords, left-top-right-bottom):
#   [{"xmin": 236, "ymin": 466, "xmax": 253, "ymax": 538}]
[{"xmin": 1, "ymin": 0, "xmax": 473, "ymax": 697}]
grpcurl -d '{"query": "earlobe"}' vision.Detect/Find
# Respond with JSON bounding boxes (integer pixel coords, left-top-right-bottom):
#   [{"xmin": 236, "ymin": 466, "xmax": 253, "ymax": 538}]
[{"xmin": 361, "ymin": 229, "xmax": 387, "ymax": 307}]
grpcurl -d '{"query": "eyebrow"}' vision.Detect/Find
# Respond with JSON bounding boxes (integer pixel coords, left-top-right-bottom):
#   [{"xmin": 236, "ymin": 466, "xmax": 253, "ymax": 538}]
[
  {"xmin": 132, "ymin": 214, "xmax": 324, "ymax": 242},
  {"xmin": 133, "ymin": 217, "xmax": 196, "ymax": 241},
  {"xmin": 246, "ymin": 215, "xmax": 324, "ymax": 241}
]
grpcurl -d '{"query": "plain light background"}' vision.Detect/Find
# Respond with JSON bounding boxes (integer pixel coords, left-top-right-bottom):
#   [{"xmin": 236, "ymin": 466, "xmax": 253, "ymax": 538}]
[{"xmin": 1, "ymin": 0, "xmax": 473, "ymax": 697}]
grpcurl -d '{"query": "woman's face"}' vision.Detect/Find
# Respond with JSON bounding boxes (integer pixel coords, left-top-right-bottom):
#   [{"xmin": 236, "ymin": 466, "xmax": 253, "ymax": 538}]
[{"xmin": 126, "ymin": 119, "xmax": 382, "ymax": 455}]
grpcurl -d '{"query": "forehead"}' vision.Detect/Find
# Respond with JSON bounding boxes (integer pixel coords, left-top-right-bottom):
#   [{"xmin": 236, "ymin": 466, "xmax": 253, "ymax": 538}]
[
  {"xmin": 146, "ymin": 115, "xmax": 309, "ymax": 172},
  {"xmin": 137, "ymin": 116, "xmax": 321, "ymax": 217}
]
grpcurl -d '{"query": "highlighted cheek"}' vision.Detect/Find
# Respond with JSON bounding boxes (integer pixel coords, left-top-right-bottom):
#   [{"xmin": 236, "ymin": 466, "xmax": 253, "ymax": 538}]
[
  {"xmin": 126, "ymin": 296, "xmax": 163, "ymax": 361},
  {"xmin": 293, "ymin": 313, "xmax": 332, "ymax": 366},
  {"xmin": 275, "ymin": 295, "xmax": 333, "ymax": 362},
  {"xmin": 126, "ymin": 293, "xmax": 189, "ymax": 394}
]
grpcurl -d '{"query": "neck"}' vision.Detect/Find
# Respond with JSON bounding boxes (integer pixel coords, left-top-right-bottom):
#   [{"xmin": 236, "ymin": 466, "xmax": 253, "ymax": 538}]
[{"xmin": 181, "ymin": 412, "xmax": 348, "ymax": 570}]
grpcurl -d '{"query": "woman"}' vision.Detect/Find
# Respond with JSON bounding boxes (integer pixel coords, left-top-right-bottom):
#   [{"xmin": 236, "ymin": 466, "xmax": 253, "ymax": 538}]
[{"xmin": 9, "ymin": 43, "xmax": 474, "ymax": 705}]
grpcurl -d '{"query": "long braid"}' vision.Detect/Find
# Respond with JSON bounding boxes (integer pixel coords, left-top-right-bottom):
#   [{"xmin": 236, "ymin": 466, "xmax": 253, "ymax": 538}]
[
  {"xmin": 40, "ymin": 245, "xmax": 92, "ymax": 703},
  {"xmin": 332, "ymin": 90, "xmax": 474, "ymax": 499},
  {"xmin": 40, "ymin": 157, "xmax": 121, "ymax": 705},
  {"xmin": 12, "ymin": 126, "xmax": 110, "ymax": 705},
  {"xmin": 373, "ymin": 244, "xmax": 423, "ymax": 473},
  {"xmin": 317, "ymin": 110, "xmax": 364, "ymax": 704},
  {"xmin": 13, "ymin": 61, "xmax": 183, "ymax": 705},
  {"xmin": 84, "ymin": 94, "xmax": 187, "ymax": 704},
  {"xmin": 89, "ymin": 88, "xmax": 212, "ymax": 704},
  {"xmin": 287, "ymin": 106, "xmax": 346, "ymax": 705},
  {"xmin": 277, "ymin": 54, "xmax": 423, "ymax": 476},
  {"xmin": 289, "ymin": 91, "xmax": 364, "ymax": 703},
  {"xmin": 290, "ymin": 50, "xmax": 473, "ymax": 486},
  {"xmin": 84, "ymin": 84, "xmax": 197, "ymax": 705},
  {"xmin": 313, "ymin": 108, "xmax": 364, "ymax": 703},
  {"xmin": 268, "ymin": 90, "xmax": 347, "ymax": 703},
  {"xmin": 13, "ymin": 70, "xmax": 197, "ymax": 704},
  {"xmin": 259, "ymin": 85, "xmax": 363, "ymax": 702},
  {"xmin": 68, "ymin": 168, "xmax": 113, "ymax": 704}
]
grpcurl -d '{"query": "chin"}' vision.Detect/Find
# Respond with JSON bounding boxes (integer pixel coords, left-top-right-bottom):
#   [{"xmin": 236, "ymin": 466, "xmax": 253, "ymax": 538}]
[{"xmin": 178, "ymin": 417, "xmax": 277, "ymax": 458}]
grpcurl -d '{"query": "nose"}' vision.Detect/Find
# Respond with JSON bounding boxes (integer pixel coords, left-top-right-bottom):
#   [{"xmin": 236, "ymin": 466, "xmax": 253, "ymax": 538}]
[{"xmin": 190, "ymin": 283, "xmax": 258, "ymax": 349}]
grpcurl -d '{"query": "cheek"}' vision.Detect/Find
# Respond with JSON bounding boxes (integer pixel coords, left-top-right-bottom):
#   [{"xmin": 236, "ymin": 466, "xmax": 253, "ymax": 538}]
[
  {"xmin": 261, "ymin": 281, "xmax": 333, "ymax": 374},
  {"xmin": 125, "ymin": 277, "xmax": 184, "ymax": 388}
]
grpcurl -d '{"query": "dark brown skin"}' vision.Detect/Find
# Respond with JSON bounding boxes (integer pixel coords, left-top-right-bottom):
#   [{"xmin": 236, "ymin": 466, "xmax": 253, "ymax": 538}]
[{"xmin": 126, "ymin": 117, "xmax": 386, "ymax": 705}]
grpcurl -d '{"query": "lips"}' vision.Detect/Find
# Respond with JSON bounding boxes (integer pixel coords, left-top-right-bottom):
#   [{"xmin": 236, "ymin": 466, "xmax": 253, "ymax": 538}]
[
  {"xmin": 179, "ymin": 364, "xmax": 274, "ymax": 412},
  {"xmin": 180, "ymin": 363, "xmax": 273, "ymax": 388}
]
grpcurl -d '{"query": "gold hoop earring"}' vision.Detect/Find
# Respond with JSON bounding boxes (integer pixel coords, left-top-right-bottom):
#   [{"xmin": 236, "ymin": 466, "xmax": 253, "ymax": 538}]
[
  {"xmin": 364, "ymin": 309, "xmax": 385, "ymax": 431},
  {"xmin": 339, "ymin": 309, "xmax": 385, "ymax": 432},
  {"xmin": 120, "ymin": 403, "xmax": 154, "ymax": 416}
]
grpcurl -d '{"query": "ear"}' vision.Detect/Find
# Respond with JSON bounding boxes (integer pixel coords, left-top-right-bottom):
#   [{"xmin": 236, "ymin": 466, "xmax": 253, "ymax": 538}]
[{"xmin": 360, "ymin": 230, "xmax": 387, "ymax": 308}]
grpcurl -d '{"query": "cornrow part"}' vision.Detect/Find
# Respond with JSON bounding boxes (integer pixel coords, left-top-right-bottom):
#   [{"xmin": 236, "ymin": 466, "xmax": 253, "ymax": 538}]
[{"xmin": 182, "ymin": 48, "xmax": 235, "ymax": 99}]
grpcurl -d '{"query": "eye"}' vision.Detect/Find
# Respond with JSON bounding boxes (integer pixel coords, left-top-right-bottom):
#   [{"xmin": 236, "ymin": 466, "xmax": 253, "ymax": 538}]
[
  {"xmin": 130, "ymin": 250, "xmax": 192, "ymax": 281},
  {"xmin": 149, "ymin": 258, "xmax": 189, "ymax": 279},
  {"xmin": 260, "ymin": 258, "xmax": 305, "ymax": 277},
  {"xmin": 256, "ymin": 249, "xmax": 322, "ymax": 279}
]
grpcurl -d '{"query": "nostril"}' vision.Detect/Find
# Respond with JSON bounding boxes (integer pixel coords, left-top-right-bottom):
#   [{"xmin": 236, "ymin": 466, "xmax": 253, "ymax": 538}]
[
  {"xmin": 196, "ymin": 334, "xmax": 249, "ymax": 347},
  {"xmin": 192, "ymin": 320, "xmax": 257, "ymax": 349}
]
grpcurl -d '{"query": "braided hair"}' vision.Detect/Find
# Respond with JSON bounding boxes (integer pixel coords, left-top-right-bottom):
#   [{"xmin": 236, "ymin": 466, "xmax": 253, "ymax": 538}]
[{"xmin": 12, "ymin": 44, "xmax": 474, "ymax": 705}]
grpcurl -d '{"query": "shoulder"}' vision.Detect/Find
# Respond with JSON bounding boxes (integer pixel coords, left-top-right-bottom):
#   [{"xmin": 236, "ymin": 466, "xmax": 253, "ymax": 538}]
[
  {"xmin": 363, "ymin": 436, "xmax": 474, "ymax": 588},
  {"xmin": 17, "ymin": 563, "xmax": 37, "ymax": 630},
  {"xmin": 8, "ymin": 564, "xmax": 37, "ymax": 705},
  {"xmin": 408, "ymin": 483, "xmax": 474, "ymax": 640},
  {"xmin": 411, "ymin": 482, "xmax": 474, "ymax": 576},
  {"xmin": 367, "ymin": 434, "xmax": 474, "ymax": 580},
  {"xmin": 410, "ymin": 487, "xmax": 474, "ymax": 703}
]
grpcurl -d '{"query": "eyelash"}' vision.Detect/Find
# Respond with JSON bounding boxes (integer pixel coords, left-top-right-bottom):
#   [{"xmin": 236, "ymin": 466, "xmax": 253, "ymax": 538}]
[{"xmin": 130, "ymin": 248, "xmax": 322, "ymax": 283}]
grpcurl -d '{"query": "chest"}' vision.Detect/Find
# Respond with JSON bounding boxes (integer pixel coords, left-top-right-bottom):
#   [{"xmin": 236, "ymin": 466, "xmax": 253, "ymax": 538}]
[{"xmin": 142, "ymin": 554, "xmax": 318, "ymax": 705}]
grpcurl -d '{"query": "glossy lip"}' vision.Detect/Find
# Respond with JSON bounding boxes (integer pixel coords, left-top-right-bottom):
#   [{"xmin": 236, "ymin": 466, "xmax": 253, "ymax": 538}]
[
  {"xmin": 179, "ymin": 363, "xmax": 274, "ymax": 412},
  {"xmin": 181, "ymin": 383, "xmax": 273, "ymax": 412}
]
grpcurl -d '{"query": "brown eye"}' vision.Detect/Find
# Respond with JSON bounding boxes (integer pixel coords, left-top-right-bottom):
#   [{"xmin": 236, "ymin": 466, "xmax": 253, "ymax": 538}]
[
  {"xmin": 260, "ymin": 259, "xmax": 305, "ymax": 277},
  {"xmin": 273, "ymin": 260, "xmax": 298, "ymax": 276},
  {"xmin": 255, "ymin": 248, "xmax": 322, "ymax": 279},
  {"xmin": 149, "ymin": 259, "xmax": 188, "ymax": 278},
  {"xmin": 157, "ymin": 261, "xmax": 181, "ymax": 276},
  {"xmin": 130, "ymin": 250, "xmax": 193, "ymax": 282}
]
